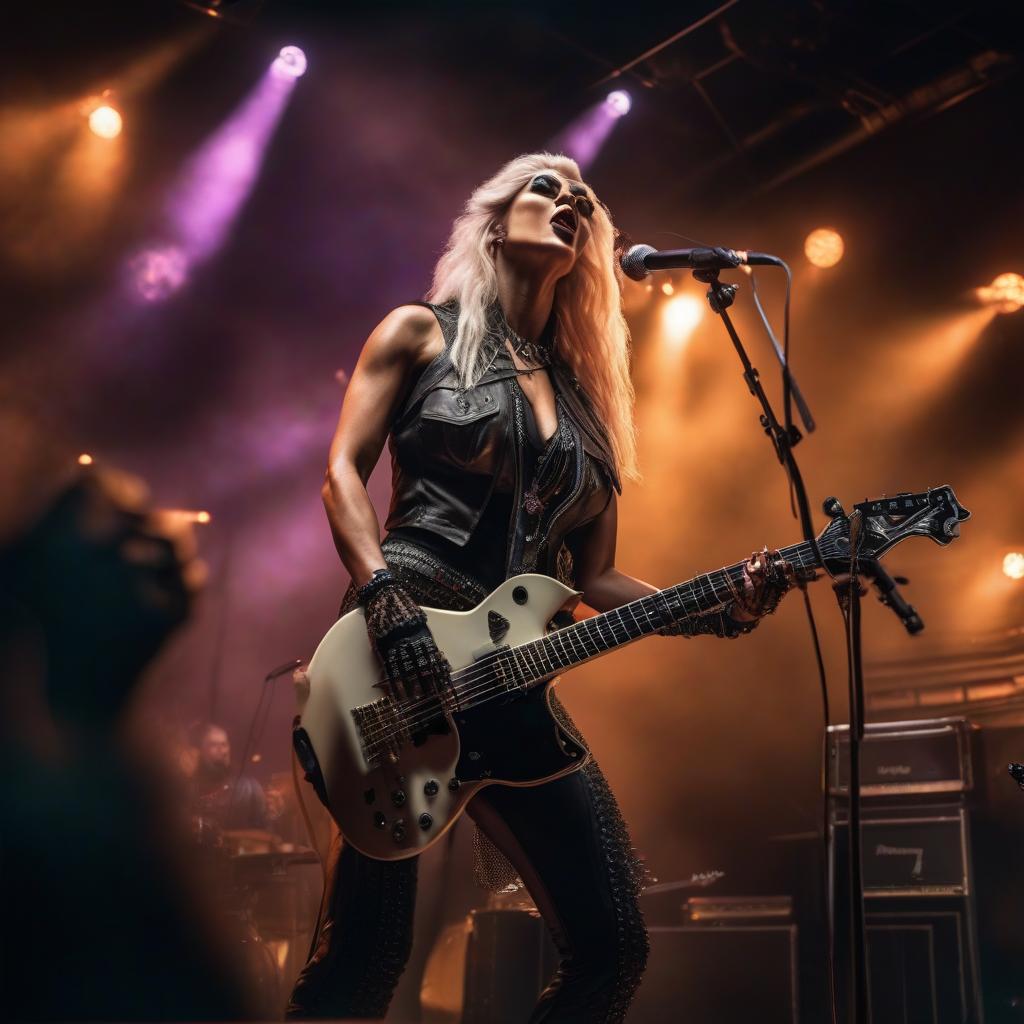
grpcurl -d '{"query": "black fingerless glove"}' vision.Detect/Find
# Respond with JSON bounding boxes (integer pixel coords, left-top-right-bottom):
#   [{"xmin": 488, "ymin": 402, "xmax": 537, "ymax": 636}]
[
  {"xmin": 657, "ymin": 602, "xmax": 760, "ymax": 640},
  {"xmin": 360, "ymin": 572, "xmax": 452, "ymax": 700}
]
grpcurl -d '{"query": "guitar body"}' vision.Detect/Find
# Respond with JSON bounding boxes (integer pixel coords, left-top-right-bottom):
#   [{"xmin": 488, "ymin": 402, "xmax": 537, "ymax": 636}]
[
  {"xmin": 298, "ymin": 573, "xmax": 589, "ymax": 861},
  {"xmin": 295, "ymin": 485, "xmax": 970, "ymax": 862}
]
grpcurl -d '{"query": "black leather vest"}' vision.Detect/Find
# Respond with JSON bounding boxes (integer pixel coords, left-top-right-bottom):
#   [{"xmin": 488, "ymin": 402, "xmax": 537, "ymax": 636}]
[{"xmin": 383, "ymin": 299, "xmax": 622, "ymax": 583}]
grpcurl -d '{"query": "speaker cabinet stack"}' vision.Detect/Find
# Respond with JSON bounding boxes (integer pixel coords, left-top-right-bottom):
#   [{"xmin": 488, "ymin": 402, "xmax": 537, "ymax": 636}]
[
  {"xmin": 629, "ymin": 898, "xmax": 799, "ymax": 1024},
  {"xmin": 460, "ymin": 908, "xmax": 557, "ymax": 1024},
  {"xmin": 827, "ymin": 717, "xmax": 984, "ymax": 1023}
]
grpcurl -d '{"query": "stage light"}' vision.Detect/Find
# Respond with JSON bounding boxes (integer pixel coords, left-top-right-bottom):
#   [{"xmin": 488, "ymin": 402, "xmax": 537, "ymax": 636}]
[
  {"xmin": 662, "ymin": 294, "xmax": 703, "ymax": 345},
  {"xmin": 88, "ymin": 104, "xmax": 123, "ymax": 139},
  {"xmin": 129, "ymin": 245, "xmax": 188, "ymax": 302},
  {"xmin": 977, "ymin": 272, "xmax": 1024, "ymax": 314},
  {"xmin": 129, "ymin": 51, "xmax": 303, "ymax": 304},
  {"xmin": 804, "ymin": 227, "xmax": 844, "ymax": 268},
  {"xmin": 551, "ymin": 92, "xmax": 630, "ymax": 170},
  {"xmin": 1003, "ymin": 552, "xmax": 1024, "ymax": 580},
  {"xmin": 606, "ymin": 90, "xmax": 632, "ymax": 117},
  {"xmin": 163, "ymin": 508, "xmax": 213, "ymax": 525},
  {"xmin": 180, "ymin": 0, "xmax": 266, "ymax": 22},
  {"xmin": 661, "ymin": 281, "xmax": 674, "ymax": 296},
  {"xmin": 78, "ymin": 453, "xmax": 93, "ymax": 465},
  {"xmin": 272, "ymin": 45, "xmax": 307, "ymax": 79}
]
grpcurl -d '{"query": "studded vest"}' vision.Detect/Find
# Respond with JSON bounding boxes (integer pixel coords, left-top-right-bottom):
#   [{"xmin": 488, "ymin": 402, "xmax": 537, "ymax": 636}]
[{"xmin": 382, "ymin": 299, "xmax": 622, "ymax": 587}]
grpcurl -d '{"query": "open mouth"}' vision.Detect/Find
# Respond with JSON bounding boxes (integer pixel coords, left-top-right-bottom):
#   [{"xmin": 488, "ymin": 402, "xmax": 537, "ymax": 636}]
[{"xmin": 550, "ymin": 206, "xmax": 578, "ymax": 244}]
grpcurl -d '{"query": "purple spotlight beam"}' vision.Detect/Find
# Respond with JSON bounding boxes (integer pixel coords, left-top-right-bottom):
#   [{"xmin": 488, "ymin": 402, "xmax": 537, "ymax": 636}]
[
  {"xmin": 129, "ymin": 52, "xmax": 304, "ymax": 302},
  {"xmin": 549, "ymin": 101, "xmax": 622, "ymax": 172}
]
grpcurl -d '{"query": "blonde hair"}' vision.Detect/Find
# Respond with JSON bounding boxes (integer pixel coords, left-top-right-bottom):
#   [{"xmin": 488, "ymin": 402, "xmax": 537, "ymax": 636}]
[{"xmin": 425, "ymin": 151, "xmax": 640, "ymax": 486}]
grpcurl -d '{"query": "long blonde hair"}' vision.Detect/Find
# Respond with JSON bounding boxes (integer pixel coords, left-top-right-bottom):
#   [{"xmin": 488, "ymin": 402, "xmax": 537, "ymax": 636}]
[{"xmin": 425, "ymin": 151, "xmax": 640, "ymax": 486}]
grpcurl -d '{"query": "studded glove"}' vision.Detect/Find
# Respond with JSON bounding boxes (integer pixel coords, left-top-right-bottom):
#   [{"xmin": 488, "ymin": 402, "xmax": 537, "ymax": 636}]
[{"xmin": 361, "ymin": 576, "xmax": 452, "ymax": 701}]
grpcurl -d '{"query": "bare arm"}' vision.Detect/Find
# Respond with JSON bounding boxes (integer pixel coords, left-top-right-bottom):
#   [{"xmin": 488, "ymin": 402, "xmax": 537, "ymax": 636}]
[
  {"xmin": 563, "ymin": 492, "xmax": 650, "ymax": 612},
  {"xmin": 564, "ymin": 492, "xmax": 757, "ymax": 621},
  {"xmin": 322, "ymin": 305, "xmax": 441, "ymax": 588}
]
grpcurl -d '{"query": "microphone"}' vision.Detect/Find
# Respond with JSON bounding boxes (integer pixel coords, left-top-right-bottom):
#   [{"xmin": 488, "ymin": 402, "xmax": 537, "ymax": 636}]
[
  {"xmin": 858, "ymin": 559, "xmax": 924, "ymax": 635},
  {"xmin": 620, "ymin": 243, "xmax": 783, "ymax": 281}
]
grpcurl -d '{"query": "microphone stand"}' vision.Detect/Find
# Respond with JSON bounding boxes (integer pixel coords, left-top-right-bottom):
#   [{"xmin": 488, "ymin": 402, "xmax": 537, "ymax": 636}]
[{"xmin": 692, "ymin": 264, "xmax": 868, "ymax": 1023}]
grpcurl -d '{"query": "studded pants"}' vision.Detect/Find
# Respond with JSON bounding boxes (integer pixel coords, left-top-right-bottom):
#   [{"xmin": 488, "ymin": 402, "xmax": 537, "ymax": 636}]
[{"xmin": 286, "ymin": 539, "xmax": 649, "ymax": 1022}]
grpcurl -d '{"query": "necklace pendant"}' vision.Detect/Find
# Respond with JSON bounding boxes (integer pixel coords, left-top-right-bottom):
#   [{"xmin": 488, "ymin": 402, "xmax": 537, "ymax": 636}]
[{"xmin": 508, "ymin": 335, "xmax": 549, "ymax": 369}]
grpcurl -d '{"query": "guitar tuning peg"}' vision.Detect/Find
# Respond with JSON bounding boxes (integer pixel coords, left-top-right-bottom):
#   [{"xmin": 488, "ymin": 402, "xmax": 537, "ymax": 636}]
[{"xmin": 823, "ymin": 496, "xmax": 845, "ymax": 517}]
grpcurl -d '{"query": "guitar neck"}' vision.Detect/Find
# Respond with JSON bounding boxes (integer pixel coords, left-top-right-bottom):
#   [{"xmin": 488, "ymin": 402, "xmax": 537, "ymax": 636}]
[{"xmin": 469, "ymin": 540, "xmax": 819, "ymax": 700}]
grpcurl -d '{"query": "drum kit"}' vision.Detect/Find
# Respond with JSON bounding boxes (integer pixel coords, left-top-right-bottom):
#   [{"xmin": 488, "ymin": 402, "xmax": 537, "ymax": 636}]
[{"xmin": 190, "ymin": 817, "xmax": 321, "ymax": 1015}]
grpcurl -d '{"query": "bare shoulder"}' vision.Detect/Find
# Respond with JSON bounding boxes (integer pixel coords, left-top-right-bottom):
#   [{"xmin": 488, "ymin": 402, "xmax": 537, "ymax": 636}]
[{"xmin": 363, "ymin": 303, "xmax": 444, "ymax": 372}]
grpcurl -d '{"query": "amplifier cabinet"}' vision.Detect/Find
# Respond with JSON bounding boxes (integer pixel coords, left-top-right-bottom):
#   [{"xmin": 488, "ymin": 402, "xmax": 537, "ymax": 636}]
[
  {"xmin": 829, "ymin": 806, "xmax": 983, "ymax": 1022},
  {"xmin": 629, "ymin": 924, "xmax": 798, "ymax": 1024},
  {"xmin": 461, "ymin": 909, "xmax": 556, "ymax": 1024},
  {"xmin": 830, "ymin": 899, "xmax": 984, "ymax": 1024},
  {"xmin": 828, "ymin": 717, "xmax": 975, "ymax": 798},
  {"xmin": 830, "ymin": 804, "xmax": 970, "ymax": 897}
]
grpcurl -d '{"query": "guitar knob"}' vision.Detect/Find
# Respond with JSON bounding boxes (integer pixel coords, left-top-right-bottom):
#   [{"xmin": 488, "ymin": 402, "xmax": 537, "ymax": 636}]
[
  {"xmin": 418, "ymin": 813, "xmax": 433, "ymax": 830},
  {"xmin": 373, "ymin": 812, "xmax": 386, "ymax": 830},
  {"xmin": 391, "ymin": 820, "xmax": 406, "ymax": 843},
  {"xmin": 391, "ymin": 789, "xmax": 407, "ymax": 807},
  {"xmin": 448, "ymin": 777, "xmax": 461, "ymax": 792},
  {"xmin": 424, "ymin": 779, "xmax": 439, "ymax": 797}
]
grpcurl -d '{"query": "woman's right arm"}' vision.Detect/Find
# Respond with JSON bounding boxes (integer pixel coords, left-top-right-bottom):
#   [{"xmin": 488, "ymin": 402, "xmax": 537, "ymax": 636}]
[{"xmin": 322, "ymin": 305, "xmax": 440, "ymax": 588}]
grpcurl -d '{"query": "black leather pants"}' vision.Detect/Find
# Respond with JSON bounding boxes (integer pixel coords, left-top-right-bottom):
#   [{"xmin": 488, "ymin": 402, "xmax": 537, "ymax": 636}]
[{"xmin": 286, "ymin": 540, "xmax": 649, "ymax": 1022}]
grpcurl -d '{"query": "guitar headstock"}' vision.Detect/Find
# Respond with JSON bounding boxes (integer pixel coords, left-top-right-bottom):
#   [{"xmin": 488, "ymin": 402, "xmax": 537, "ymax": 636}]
[{"xmin": 815, "ymin": 485, "xmax": 970, "ymax": 574}]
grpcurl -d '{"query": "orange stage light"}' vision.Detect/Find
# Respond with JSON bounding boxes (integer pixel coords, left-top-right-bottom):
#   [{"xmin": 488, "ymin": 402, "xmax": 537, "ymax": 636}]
[
  {"xmin": 163, "ymin": 508, "xmax": 213, "ymax": 524},
  {"xmin": 804, "ymin": 227, "xmax": 844, "ymax": 268},
  {"xmin": 662, "ymin": 294, "xmax": 703, "ymax": 347},
  {"xmin": 977, "ymin": 272, "xmax": 1024, "ymax": 314},
  {"xmin": 88, "ymin": 104, "xmax": 123, "ymax": 139},
  {"xmin": 1003, "ymin": 552, "xmax": 1024, "ymax": 581},
  {"xmin": 660, "ymin": 281, "xmax": 674, "ymax": 296},
  {"xmin": 77, "ymin": 453, "xmax": 93, "ymax": 465}
]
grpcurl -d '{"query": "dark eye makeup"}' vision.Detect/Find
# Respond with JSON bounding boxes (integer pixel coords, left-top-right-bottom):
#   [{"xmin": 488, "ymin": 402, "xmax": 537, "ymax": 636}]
[{"xmin": 530, "ymin": 174, "xmax": 595, "ymax": 219}]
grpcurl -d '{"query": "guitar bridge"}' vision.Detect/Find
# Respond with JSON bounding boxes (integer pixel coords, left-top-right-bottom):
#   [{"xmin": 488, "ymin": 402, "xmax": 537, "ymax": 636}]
[{"xmin": 351, "ymin": 696, "xmax": 409, "ymax": 768}]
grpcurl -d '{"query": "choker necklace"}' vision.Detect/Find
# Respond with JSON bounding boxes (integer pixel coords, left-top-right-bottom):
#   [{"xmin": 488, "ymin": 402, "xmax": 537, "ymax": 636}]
[
  {"xmin": 507, "ymin": 330, "xmax": 550, "ymax": 368},
  {"xmin": 491, "ymin": 302, "xmax": 555, "ymax": 369}
]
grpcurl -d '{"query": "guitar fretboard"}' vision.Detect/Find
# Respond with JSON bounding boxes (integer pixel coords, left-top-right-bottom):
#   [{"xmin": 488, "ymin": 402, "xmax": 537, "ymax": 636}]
[{"xmin": 452, "ymin": 540, "xmax": 818, "ymax": 707}]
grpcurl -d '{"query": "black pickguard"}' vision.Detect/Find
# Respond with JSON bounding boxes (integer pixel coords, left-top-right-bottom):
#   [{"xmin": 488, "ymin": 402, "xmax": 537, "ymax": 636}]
[{"xmin": 452, "ymin": 683, "xmax": 588, "ymax": 784}]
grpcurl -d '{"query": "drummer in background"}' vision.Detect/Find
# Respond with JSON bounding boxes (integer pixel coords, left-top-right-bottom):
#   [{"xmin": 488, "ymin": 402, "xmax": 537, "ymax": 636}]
[{"xmin": 189, "ymin": 721, "xmax": 269, "ymax": 832}]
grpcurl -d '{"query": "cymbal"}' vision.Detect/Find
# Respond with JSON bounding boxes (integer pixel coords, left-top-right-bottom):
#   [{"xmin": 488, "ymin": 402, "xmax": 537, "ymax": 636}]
[
  {"xmin": 221, "ymin": 829, "xmax": 280, "ymax": 842},
  {"xmin": 231, "ymin": 847, "xmax": 320, "ymax": 866}
]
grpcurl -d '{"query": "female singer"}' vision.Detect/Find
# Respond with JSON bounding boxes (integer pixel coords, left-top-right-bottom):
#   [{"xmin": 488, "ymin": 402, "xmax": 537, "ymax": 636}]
[{"xmin": 287, "ymin": 151, "xmax": 794, "ymax": 1022}]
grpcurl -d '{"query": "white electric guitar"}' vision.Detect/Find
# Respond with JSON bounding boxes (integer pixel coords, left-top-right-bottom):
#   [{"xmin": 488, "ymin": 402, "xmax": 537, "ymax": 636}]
[{"xmin": 293, "ymin": 487, "xmax": 968, "ymax": 861}]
